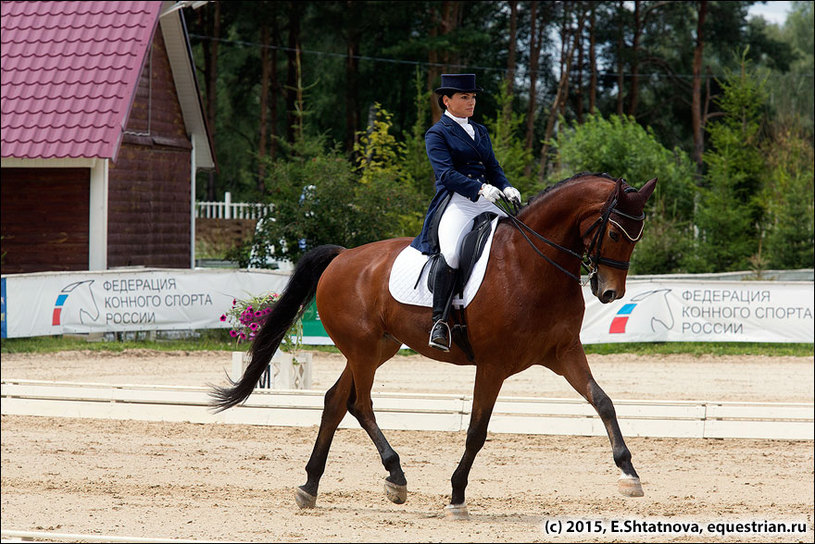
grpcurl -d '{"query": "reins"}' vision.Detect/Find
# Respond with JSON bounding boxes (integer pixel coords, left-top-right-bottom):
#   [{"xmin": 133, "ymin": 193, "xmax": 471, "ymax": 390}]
[
  {"xmin": 493, "ymin": 181, "xmax": 645, "ymax": 285},
  {"xmin": 495, "ymin": 196, "xmax": 587, "ymax": 283}
]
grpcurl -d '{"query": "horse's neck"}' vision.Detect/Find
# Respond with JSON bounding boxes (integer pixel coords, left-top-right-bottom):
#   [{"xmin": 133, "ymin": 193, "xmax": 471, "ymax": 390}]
[{"xmin": 516, "ymin": 183, "xmax": 599, "ymax": 249}]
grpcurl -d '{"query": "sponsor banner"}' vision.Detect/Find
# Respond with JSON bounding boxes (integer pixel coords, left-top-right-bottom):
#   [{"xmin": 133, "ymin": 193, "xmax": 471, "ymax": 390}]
[
  {"xmin": 1, "ymin": 269, "xmax": 290, "ymax": 338},
  {"xmin": 580, "ymin": 280, "xmax": 813, "ymax": 344},
  {"xmin": 2, "ymin": 271, "xmax": 812, "ymax": 344}
]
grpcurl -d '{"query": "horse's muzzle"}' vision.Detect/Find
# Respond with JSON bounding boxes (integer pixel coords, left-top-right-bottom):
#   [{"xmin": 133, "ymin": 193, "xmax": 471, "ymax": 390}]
[
  {"xmin": 599, "ymin": 289, "xmax": 617, "ymax": 303},
  {"xmin": 591, "ymin": 274, "xmax": 623, "ymax": 304}
]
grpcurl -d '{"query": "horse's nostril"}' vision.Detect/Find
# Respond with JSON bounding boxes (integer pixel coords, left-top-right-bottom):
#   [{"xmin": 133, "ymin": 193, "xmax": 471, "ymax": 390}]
[{"xmin": 603, "ymin": 290, "xmax": 616, "ymax": 303}]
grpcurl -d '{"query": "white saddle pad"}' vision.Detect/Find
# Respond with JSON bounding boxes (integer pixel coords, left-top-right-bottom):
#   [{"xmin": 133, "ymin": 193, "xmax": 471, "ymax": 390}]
[{"xmin": 388, "ymin": 217, "xmax": 500, "ymax": 308}]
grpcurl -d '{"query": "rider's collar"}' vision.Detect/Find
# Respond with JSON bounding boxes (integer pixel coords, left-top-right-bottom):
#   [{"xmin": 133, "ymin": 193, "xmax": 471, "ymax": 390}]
[{"xmin": 444, "ymin": 110, "xmax": 470, "ymax": 126}]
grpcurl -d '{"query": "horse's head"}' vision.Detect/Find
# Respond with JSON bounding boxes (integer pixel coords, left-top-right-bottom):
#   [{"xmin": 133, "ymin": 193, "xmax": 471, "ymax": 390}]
[{"xmin": 580, "ymin": 176, "xmax": 657, "ymax": 303}]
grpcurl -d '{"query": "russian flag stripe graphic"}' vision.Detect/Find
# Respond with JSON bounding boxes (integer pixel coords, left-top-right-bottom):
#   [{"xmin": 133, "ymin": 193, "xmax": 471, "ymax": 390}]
[
  {"xmin": 609, "ymin": 303, "xmax": 637, "ymax": 334},
  {"xmin": 609, "ymin": 316, "xmax": 628, "ymax": 334},
  {"xmin": 53, "ymin": 294, "xmax": 69, "ymax": 326}
]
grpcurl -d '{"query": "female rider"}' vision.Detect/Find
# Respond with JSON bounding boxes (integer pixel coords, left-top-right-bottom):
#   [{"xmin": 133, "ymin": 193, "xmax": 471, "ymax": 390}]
[{"xmin": 410, "ymin": 73, "xmax": 522, "ymax": 351}]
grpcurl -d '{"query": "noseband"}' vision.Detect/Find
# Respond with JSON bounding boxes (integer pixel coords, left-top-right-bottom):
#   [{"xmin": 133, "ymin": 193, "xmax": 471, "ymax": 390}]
[{"xmin": 497, "ymin": 183, "xmax": 645, "ymax": 284}]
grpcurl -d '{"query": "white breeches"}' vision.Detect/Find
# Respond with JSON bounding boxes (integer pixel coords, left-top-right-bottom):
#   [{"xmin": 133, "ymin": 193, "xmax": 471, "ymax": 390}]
[{"xmin": 438, "ymin": 192, "xmax": 506, "ymax": 269}]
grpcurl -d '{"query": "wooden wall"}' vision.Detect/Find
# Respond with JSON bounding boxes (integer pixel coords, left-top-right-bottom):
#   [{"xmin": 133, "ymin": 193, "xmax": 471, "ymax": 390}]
[
  {"xmin": 107, "ymin": 28, "xmax": 192, "ymax": 268},
  {"xmin": 0, "ymin": 168, "xmax": 90, "ymax": 274}
]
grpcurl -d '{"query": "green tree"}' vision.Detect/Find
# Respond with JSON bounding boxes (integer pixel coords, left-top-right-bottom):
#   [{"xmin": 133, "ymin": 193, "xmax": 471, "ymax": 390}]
[
  {"xmin": 548, "ymin": 113, "xmax": 696, "ymax": 274},
  {"xmin": 692, "ymin": 51, "xmax": 768, "ymax": 272},
  {"xmin": 401, "ymin": 68, "xmax": 435, "ymax": 201},
  {"xmin": 354, "ymin": 103, "xmax": 424, "ymax": 237},
  {"xmin": 761, "ymin": 127, "xmax": 814, "ymax": 269},
  {"xmin": 762, "ymin": 1, "xmax": 814, "ymax": 138},
  {"xmin": 483, "ymin": 79, "xmax": 538, "ymax": 198},
  {"xmin": 243, "ymin": 117, "xmax": 422, "ymax": 266}
]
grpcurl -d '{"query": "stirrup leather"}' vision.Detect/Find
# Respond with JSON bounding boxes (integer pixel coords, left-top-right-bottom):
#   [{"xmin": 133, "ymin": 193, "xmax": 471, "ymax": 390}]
[{"xmin": 429, "ymin": 319, "xmax": 451, "ymax": 351}]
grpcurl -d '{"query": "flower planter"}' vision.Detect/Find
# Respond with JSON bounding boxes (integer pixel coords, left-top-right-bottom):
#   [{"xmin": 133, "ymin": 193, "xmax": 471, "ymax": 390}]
[{"xmin": 231, "ymin": 350, "xmax": 312, "ymax": 390}]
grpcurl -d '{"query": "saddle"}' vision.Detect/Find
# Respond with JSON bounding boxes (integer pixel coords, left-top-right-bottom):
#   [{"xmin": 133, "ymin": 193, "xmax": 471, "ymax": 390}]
[
  {"xmin": 425, "ymin": 211, "xmax": 497, "ymax": 361},
  {"xmin": 426, "ymin": 211, "xmax": 496, "ymax": 293}
]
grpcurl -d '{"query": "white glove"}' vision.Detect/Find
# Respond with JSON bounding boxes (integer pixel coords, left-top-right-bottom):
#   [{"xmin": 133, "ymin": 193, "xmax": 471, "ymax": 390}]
[
  {"xmin": 503, "ymin": 186, "xmax": 522, "ymax": 204},
  {"xmin": 479, "ymin": 183, "xmax": 503, "ymax": 203}
]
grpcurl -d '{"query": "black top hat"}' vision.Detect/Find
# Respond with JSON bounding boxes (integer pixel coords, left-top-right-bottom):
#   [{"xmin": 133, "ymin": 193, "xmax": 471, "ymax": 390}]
[{"xmin": 434, "ymin": 73, "xmax": 482, "ymax": 94}]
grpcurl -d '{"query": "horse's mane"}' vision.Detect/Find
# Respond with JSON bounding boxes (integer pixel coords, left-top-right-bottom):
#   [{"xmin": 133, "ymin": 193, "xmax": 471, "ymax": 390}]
[
  {"xmin": 515, "ymin": 172, "xmax": 618, "ymax": 220},
  {"xmin": 527, "ymin": 172, "xmax": 617, "ymax": 205}
]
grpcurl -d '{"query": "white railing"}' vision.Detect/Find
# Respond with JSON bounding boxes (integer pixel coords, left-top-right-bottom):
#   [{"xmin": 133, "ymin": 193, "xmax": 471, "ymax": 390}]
[{"xmin": 196, "ymin": 192, "xmax": 273, "ymax": 219}]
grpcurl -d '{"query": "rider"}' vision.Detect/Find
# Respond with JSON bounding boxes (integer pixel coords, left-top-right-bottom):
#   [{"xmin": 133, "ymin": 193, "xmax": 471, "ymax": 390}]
[{"xmin": 410, "ymin": 73, "xmax": 522, "ymax": 351}]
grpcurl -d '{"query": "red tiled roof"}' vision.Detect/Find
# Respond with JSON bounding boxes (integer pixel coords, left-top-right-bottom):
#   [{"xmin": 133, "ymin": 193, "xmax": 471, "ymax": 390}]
[{"xmin": 1, "ymin": 1, "xmax": 162, "ymax": 160}]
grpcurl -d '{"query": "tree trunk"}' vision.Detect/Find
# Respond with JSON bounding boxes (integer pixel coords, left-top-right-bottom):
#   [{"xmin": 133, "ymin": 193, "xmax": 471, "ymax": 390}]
[
  {"xmin": 524, "ymin": 1, "xmax": 540, "ymax": 152},
  {"xmin": 506, "ymin": 0, "xmax": 517, "ymax": 96},
  {"xmin": 270, "ymin": 16, "xmax": 279, "ymax": 161},
  {"xmin": 285, "ymin": 1, "xmax": 303, "ymax": 144},
  {"xmin": 588, "ymin": 3, "xmax": 597, "ymax": 115},
  {"xmin": 202, "ymin": 1, "xmax": 220, "ymax": 201},
  {"xmin": 539, "ymin": 13, "xmax": 576, "ymax": 180},
  {"xmin": 616, "ymin": 0, "xmax": 625, "ymax": 117},
  {"xmin": 428, "ymin": 1, "xmax": 461, "ymax": 122},
  {"xmin": 691, "ymin": 0, "xmax": 708, "ymax": 171},
  {"xmin": 258, "ymin": 23, "xmax": 271, "ymax": 193},
  {"xmin": 344, "ymin": 1, "xmax": 361, "ymax": 153},
  {"xmin": 574, "ymin": 3, "xmax": 586, "ymax": 123},
  {"xmin": 628, "ymin": 0, "xmax": 641, "ymax": 117}
]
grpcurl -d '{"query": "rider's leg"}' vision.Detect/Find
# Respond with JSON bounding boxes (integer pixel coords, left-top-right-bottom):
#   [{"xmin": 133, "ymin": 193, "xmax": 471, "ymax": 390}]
[
  {"xmin": 429, "ymin": 255, "xmax": 457, "ymax": 350},
  {"xmin": 430, "ymin": 194, "xmax": 478, "ymax": 351}
]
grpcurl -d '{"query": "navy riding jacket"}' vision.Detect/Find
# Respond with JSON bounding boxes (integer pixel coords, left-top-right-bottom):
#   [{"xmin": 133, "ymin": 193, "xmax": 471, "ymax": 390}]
[{"xmin": 410, "ymin": 115, "xmax": 510, "ymax": 254}]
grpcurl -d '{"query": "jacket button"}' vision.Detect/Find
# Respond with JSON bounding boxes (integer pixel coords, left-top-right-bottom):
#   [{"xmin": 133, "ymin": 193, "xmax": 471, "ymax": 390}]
[
  {"xmin": 467, "ymin": 174, "xmax": 472, "ymax": 178},
  {"xmin": 479, "ymin": 161, "xmax": 483, "ymax": 165}
]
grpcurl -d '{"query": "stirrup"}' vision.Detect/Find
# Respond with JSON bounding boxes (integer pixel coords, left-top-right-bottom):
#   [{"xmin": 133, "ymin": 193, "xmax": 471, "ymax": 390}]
[{"xmin": 429, "ymin": 320, "xmax": 451, "ymax": 351}]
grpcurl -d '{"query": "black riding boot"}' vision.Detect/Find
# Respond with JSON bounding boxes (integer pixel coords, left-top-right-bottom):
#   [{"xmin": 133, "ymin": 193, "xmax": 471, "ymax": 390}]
[{"xmin": 429, "ymin": 256, "xmax": 457, "ymax": 351}]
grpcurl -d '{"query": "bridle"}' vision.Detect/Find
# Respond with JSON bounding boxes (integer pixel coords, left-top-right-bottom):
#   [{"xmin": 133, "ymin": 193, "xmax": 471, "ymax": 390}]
[{"xmin": 496, "ymin": 183, "xmax": 645, "ymax": 285}]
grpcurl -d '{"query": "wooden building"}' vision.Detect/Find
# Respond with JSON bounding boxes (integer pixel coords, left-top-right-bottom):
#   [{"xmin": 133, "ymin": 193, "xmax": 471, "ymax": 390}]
[{"xmin": 1, "ymin": 1, "xmax": 215, "ymax": 274}]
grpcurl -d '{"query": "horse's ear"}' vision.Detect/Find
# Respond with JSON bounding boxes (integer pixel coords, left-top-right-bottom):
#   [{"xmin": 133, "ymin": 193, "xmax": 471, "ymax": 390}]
[{"xmin": 638, "ymin": 177, "xmax": 657, "ymax": 201}]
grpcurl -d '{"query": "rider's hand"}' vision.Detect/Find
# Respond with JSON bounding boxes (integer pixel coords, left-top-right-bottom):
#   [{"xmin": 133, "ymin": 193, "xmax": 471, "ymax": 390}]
[
  {"xmin": 479, "ymin": 183, "xmax": 503, "ymax": 203},
  {"xmin": 503, "ymin": 186, "xmax": 522, "ymax": 205}
]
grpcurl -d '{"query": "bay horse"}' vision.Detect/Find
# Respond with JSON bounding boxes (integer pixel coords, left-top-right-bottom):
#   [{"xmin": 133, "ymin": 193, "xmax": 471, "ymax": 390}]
[{"xmin": 211, "ymin": 172, "xmax": 658, "ymax": 518}]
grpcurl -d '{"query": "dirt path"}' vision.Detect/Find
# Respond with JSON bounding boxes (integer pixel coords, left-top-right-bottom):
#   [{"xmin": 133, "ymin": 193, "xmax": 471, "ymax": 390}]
[{"xmin": 2, "ymin": 350, "xmax": 813, "ymax": 542}]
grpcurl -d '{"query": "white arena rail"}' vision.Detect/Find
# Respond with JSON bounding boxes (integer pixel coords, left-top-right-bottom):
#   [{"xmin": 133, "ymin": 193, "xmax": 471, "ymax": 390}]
[
  {"xmin": 1, "ymin": 380, "xmax": 812, "ymax": 440},
  {"xmin": 0, "ymin": 529, "xmax": 218, "ymax": 543}
]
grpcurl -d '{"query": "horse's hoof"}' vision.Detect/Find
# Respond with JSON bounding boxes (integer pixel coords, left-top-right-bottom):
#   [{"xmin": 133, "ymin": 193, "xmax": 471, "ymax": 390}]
[
  {"xmin": 444, "ymin": 503, "xmax": 469, "ymax": 520},
  {"xmin": 618, "ymin": 475, "xmax": 644, "ymax": 497},
  {"xmin": 384, "ymin": 480, "xmax": 407, "ymax": 504},
  {"xmin": 295, "ymin": 487, "xmax": 317, "ymax": 509}
]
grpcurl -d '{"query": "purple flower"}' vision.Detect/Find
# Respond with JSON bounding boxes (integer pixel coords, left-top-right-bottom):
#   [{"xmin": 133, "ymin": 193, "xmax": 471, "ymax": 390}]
[
  {"xmin": 229, "ymin": 330, "xmax": 238, "ymax": 338},
  {"xmin": 219, "ymin": 314, "xmax": 226, "ymax": 322}
]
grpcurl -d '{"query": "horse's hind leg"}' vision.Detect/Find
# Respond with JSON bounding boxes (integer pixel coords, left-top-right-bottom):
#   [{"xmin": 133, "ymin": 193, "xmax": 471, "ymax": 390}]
[
  {"xmin": 296, "ymin": 366, "xmax": 353, "ymax": 508},
  {"xmin": 559, "ymin": 353, "xmax": 644, "ymax": 497},
  {"xmin": 344, "ymin": 340, "xmax": 408, "ymax": 504}
]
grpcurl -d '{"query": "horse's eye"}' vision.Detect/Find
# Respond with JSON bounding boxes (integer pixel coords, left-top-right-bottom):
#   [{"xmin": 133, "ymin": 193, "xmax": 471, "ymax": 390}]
[{"xmin": 609, "ymin": 231, "xmax": 620, "ymax": 241}]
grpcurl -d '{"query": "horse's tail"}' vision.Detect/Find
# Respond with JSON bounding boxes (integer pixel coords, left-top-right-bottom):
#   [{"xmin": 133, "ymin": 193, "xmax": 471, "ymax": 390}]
[{"xmin": 209, "ymin": 244, "xmax": 344, "ymax": 412}]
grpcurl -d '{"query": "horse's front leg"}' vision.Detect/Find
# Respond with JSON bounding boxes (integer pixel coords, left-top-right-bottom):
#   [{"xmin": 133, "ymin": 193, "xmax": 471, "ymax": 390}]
[
  {"xmin": 587, "ymin": 378, "xmax": 643, "ymax": 496},
  {"xmin": 560, "ymin": 353, "xmax": 644, "ymax": 497},
  {"xmin": 447, "ymin": 365, "xmax": 504, "ymax": 519}
]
